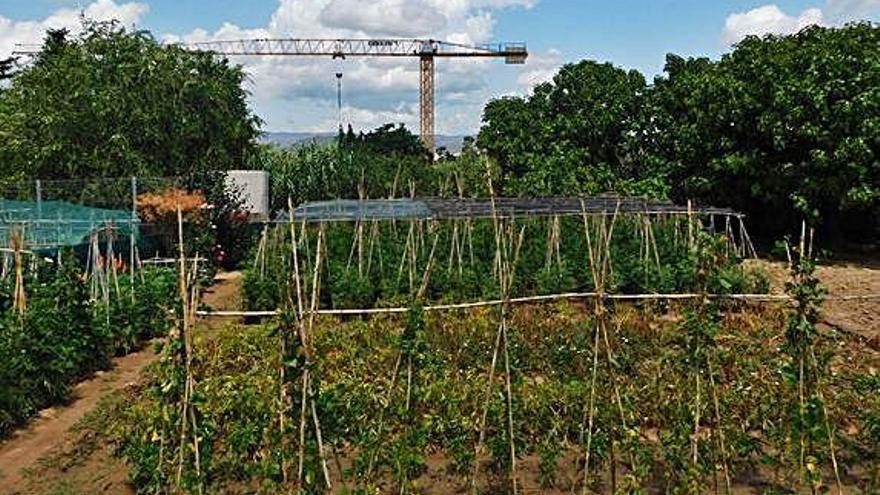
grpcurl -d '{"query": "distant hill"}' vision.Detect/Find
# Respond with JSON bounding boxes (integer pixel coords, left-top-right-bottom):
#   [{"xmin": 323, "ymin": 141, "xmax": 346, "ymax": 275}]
[
  {"xmin": 259, "ymin": 131, "xmax": 337, "ymax": 147},
  {"xmin": 260, "ymin": 131, "xmax": 469, "ymax": 154}
]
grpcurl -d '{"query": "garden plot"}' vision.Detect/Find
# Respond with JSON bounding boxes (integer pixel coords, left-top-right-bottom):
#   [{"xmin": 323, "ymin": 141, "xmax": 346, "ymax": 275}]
[{"xmin": 106, "ymin": 196, "xmax": 880, "ymax": 494}]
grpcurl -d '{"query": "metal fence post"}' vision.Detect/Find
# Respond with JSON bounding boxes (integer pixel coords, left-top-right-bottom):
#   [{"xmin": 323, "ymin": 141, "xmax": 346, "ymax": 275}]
[
  {"xmin": 35, "ymin": 179, "xmax": 42, "ymax": 220},
  {"xmin": 130, "ymin": 176, "xmax": 137, "ymax": 282}
]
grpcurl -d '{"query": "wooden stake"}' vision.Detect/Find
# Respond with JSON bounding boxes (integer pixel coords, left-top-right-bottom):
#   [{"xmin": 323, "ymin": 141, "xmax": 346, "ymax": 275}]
[{"xmin": 11, "ymin": 227, "xmax": 25, "ymax": 316}]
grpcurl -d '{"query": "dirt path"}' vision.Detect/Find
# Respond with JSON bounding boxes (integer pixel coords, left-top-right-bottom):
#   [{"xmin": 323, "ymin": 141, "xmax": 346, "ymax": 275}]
[
  {"xmin": 0, "ymin": 272, "xmax": 243, "ymax": 495},
  {"xmin": 815, "ymin": 262, "xmax": 880, "ymax": 340},
  {"xmin": 0, "ymin": 346, "xmax": 156, "ymax": 493},
  {"xmin": 202, "ymin": 270, "xmax": 242, "ymax": 311}
]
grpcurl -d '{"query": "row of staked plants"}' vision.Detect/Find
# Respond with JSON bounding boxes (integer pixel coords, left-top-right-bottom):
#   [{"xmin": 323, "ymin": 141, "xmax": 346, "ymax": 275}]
[
  {"xmin": 113, "ymin": 226, "xmax": 880, "ymax": 493},
  {"xmin": 0, "ymin": 250, "xmax": 176, "ymax": 436},
  {"xmin": 242, "ymin": 215, "xmax": 769, "ymax": 312}
]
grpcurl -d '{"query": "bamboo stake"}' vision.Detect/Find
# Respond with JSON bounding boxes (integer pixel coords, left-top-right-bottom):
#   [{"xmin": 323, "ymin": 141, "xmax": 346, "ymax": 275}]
[
  {"xmin": 809, "ymin": 345, "xmax": 843, "ymax": 495},
  {"xmin": 472, "ymin": 163, "xmax": 519, "ymax": 494},
  {"xmin": 1, "ymin": 251, "xmax": 9, "ymax": 281},
  {"xmin": 174, "ymin": 206, "xmax": 202, "ymax": 493},
  {"xmin": 580, "ymin": 309, "xmax": 601, "ymax": 494},
  {"xmin": 470, "ymin": 319, "xmax": 504, "ymax": 495},
  {"xmin": 366, "ymin": 219, "xmax": 379, "ymax": 274},
  {"xmin": 707, "ymin": 355, "xmax": 732, "ymax": 495},
  {"xmin": 11, "ymin": 227, "xmax": 25, "ymax": 316},
  {"xmin": 301, "ymin": 225, "xmax": 331, "ymax": 489},
  {"xmin": 796, "ymin": 222, "xmax": 807, "ymax": 477},
  {"xmin": 580, "ymin": 201, "xmax": 635, "ymax": 489},
  {"xmin": 277, "ymin": 198, "xmax": 301, "ymax": 484},
  {"xmin": 397, "ymin": 221, "xmax": 415, "ymax": 290},
  {"xmin": 187, "ymin": 254, "xmax": 203, "ymax": 492},
  {"xmin": 687, "ymin": 199, "xmax": 694, "ymax": 251},
  {"xmin": 366, "ymin": 351, "xmax": 402, "ymax": 479}
]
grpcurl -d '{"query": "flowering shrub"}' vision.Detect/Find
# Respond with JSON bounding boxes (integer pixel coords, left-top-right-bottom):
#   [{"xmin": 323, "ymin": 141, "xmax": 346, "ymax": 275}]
[{"xmin": 137, "ymin": 189, "xmax": 208, "ymax": 257}]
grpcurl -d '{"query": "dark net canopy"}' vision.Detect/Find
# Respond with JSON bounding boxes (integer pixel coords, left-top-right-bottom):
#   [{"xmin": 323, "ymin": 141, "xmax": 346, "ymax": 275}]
[{"xmin": 281, "ymin": 197, "xmax": 742, "ymax": 222}]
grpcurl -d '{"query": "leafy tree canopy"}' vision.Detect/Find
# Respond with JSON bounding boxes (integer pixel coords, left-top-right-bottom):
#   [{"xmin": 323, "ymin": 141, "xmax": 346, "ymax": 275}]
[
  {"xmin": 477, "ymin": 23, "xmax": 879, "ymax": 241},
  {"xmin": 0, "ymin": 21, "xmax": 261, "ymax": 182},
  {"xmin": 341, "ymin": 122, "xmax": 429, "ymax": 159},
  {"xmin": 647, "ymin": 23, "xmax": 879, "ymax": 238},
  {"xmin": 477, "ymin": 60, "xmax": 664, "ymax": 197}
]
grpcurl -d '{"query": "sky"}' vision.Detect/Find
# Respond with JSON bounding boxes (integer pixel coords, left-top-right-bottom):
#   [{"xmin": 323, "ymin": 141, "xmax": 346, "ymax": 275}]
[{"xmin": 1, "ymin": 0, "xmax": 878, "ymax": 135}]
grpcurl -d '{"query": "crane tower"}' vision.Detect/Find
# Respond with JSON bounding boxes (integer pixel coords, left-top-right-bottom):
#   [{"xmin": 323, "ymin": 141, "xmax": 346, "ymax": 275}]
[{"xmin": 179, "ymin": 38, "xmax": 528, "ymax": 152}]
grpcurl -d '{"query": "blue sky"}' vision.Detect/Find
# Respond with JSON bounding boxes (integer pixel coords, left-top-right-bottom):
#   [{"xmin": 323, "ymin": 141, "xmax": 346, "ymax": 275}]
[{"xmin": 1, "ymin": 0, "xmax": 878, "ymax": 135}]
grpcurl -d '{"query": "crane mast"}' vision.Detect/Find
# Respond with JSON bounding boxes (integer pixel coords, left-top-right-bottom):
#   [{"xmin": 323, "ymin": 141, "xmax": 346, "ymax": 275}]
[{"xmin": 180, "ymin": 38, "xmax": 528, "ymax": 152}]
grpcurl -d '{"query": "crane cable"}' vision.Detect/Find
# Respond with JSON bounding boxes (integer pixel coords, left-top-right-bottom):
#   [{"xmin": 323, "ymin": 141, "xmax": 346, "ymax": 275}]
[{"xmin": 334, "ymin": 55, "xmax": 344, "ymax": 133}]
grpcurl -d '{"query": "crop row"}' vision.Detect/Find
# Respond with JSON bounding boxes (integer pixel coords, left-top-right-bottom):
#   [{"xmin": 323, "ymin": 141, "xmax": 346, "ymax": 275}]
[
  {"xmin": 0, "ymin": 253, "xmax": 176, "ymax": 436},
  {"xmin": 114, "ymin": 300, "xmax": 880, "ymax": 493}
]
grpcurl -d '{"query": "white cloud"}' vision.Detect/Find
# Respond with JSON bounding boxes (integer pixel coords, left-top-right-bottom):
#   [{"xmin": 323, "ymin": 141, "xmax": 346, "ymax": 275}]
[
  {"xmin": 722, "ymin": 4, "xmax": 824, "ymax": 44},
  {"xmin": 828, "ymin": 0, "xmax": 880, "ymax": 18},
  {"xmin": 0, "ymin": 0, "xmax": 148, "ymax": 58},
  {"xmin": 4, "ymin": 0, "xmax": 532, "ymax": 135},
  {"xmin": 516, "ymin": 47, "xmax": 561, "ymax": 89},
  {"xmin": 721, "ymin": 0, "xmax": 880, "ymax": 46},
  {"xmin": 305, "ymin": 103, "xmax": 419, "ymax": 132},
  {"xmin": 320, "ymin": 0, "xmax": 447, "ymax": 37}
]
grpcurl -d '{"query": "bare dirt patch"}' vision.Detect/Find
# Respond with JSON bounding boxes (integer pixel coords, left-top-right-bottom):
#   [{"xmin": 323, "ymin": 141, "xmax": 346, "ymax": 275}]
[
  {"xmin": 201, "ymin": 270, "xmax": 243, "ymax": 311},
  {"xmin": 746, "ymin": 258, "xmax": 880, "ymax": 343},
  {"xmin": 0, "ymin": 347, "xmax": 155, "ymax": 494}
]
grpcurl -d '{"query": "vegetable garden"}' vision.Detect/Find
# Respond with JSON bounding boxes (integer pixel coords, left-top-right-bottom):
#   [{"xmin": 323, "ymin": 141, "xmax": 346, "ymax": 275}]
[
  {"xmin": 0, "ymin": 234, "xmax": 176, "ymax": 436},
  {"xmin": 0, "ymin": 17, "xmax": 877, "ymax": 495},
  {"xmin": 111, "ymin": 190, "xmax": 879, "ymax": 494}
]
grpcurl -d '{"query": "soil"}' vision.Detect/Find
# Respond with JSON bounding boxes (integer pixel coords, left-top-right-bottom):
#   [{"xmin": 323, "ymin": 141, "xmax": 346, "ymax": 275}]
[
  {"xmin": 745, "ymin": 258, "xmax": 880, "ymax": 344},
  {"xmin": 0, "ymin": 348, "xmax": 154, "ymax": 494},
  {"xmin": 201, "ymin": 270, "xmax": 243, "ymax": 311},
  {"xmin": 0, "ymin": 264, "xmax": 877, "ymax": 494},
  {"xmin": 0, "ymin": 271, "xmax": 243, "ymax": 495}
]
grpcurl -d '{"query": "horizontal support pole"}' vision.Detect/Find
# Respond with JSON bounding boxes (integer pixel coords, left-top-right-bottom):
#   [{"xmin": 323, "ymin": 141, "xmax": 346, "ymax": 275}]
[{"xmin": 194, "ymin": 292, "xmax": 880, "ymax": 318}]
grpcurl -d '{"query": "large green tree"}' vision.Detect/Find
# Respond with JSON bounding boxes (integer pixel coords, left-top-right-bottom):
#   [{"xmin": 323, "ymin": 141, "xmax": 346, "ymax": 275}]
[
  {"xmin": 477, "ymin": 60, "xmax": 663, "ymax": 197},
  {"xmin": 0, "ymin": 21, "xmax": 260, "ymax": 182},
  {"xmin": 477, "ymin": 23, "xmax": 879, "ymax": 242},
  {"xmin": 647, "ymin": 23, "xmax": 879, "ymax": 239}
]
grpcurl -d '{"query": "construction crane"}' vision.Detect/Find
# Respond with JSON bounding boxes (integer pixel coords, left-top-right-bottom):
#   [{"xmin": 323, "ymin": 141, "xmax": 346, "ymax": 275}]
[
  {"xmin": 13, "ymin": 38, "xmax": 527, "ymax": 151},
  {"xmin": 178, "ymin": 38, "xmax": 528, "ymax": 152}
]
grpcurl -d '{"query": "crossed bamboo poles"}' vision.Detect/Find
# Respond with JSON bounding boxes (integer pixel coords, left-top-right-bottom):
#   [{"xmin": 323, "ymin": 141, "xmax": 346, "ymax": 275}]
[{"xmin": 167, "ymin": 183, "xmax": 847, "ymax": 494}]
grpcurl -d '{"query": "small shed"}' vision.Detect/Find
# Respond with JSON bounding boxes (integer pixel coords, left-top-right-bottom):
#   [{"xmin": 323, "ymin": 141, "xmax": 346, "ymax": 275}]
[{"xmin": 226, "ymin": 170, "xmax": 270, "ymax": 220}]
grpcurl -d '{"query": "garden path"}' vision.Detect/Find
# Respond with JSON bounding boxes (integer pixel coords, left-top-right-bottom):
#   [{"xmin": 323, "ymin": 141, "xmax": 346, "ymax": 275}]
[
  {"xmin": 0, "ymin": 271, "xmax": 242, "ymax": 494},
  {"xmin": 0, "ymin": 347, "xmax": 154, "ymax": 493}
]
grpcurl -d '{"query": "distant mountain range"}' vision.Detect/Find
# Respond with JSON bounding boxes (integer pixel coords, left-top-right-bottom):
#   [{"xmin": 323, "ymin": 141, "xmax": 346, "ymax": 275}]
[{"xmin": 260, "ymin": 131, "xmax": 469, "ymax": 154}]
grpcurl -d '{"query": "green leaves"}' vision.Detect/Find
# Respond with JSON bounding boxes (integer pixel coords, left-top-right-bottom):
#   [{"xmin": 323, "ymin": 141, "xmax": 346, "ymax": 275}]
[
  {"xmin": 0, "ymin": 20, "xmax": 259, "ymax": 183},
  {"xmin": 476, "ymin": 23, "xmax": 880, "ymax": 242},
  {"xmin": 478, "ymin": 61, "xmax": 655, "ymax": 198},
  {"xmin": 0, "ymin": 259, "xmax": 175, "ymax": 437}
]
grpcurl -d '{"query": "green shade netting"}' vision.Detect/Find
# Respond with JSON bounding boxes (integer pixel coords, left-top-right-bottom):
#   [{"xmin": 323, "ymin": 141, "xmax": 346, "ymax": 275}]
[{"xmin": 0, "ymin": 199, "xmax": 138, "ymax": 250}]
